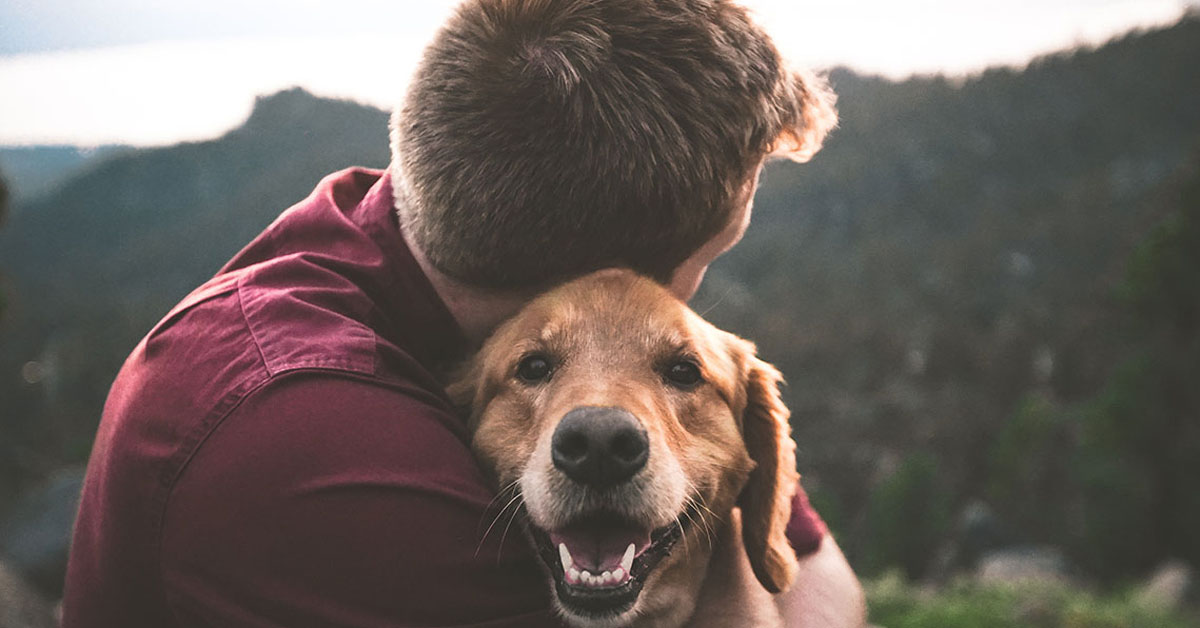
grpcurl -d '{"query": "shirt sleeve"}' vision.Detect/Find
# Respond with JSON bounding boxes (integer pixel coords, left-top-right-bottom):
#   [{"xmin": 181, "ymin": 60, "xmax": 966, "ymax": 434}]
[
  {"xmin": 785, "ymin": 487, "xmax": 828, "ymax": 558},
  {"xmin": 160, "ymin": 373, "xmax": 564, "ymax": 628}
]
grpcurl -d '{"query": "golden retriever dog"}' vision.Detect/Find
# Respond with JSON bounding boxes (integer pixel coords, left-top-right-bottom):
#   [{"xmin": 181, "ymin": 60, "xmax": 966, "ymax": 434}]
[{"xmin": 451, "ymin": 268, "xmax": 800, "ymax": 627}]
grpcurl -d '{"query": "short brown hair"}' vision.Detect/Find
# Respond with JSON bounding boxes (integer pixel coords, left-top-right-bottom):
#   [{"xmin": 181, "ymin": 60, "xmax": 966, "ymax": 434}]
[{"xmin": 391, "ymin": 0, "xmax": 836, "ymax": 289}]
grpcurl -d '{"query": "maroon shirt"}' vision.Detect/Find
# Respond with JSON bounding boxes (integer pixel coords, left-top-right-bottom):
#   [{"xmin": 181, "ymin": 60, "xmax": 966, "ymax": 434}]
[{"xmin": 62, "ymin": 168, "xmax": 826, "ymax": 627}]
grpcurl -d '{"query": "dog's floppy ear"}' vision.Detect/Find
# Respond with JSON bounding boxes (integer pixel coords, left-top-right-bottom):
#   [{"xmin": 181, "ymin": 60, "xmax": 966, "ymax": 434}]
[
  {"xmin": 446, "ymin": 358, "xmax": 485, "ymax": 422},
  {"xmin": 739, "ymin": 354, "xmax": 800, "ymax": 593}
]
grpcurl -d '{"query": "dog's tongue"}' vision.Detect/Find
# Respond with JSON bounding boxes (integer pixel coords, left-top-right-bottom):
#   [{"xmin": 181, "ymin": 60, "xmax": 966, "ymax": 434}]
[{"xmin": 549, "ymin": 518, "xmax": 652, "ymax": 572}]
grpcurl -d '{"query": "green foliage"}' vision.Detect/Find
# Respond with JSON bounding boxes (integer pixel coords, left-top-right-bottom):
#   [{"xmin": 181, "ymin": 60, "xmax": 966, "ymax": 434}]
[
  {"xmin": 1072, "ymin": 359, "xmax": 1162, "ymax": 577},
  {"xmin": 861, "ymin": 454, "xmax": 951, "ymax": 579},
  {"xmin": 805, "ymin": 482, "xmax": 847, "ymax": 539},
  {"xmin": 867, "ymin": 573, "xmax": 1198, "ymax": 628},
  {"xmin": 1121, "ymin": 160, "xmax": 1200, "ymax": 330},
  {"xmin": 1068, "ymin": 166, "xmax": 1200, "ymax": 577},
  {"xmin": 983, "ymin": 160, "xmax": 1200, "ymax": 578},
  {"xmin": 987, "ymin": 394, "xmax": 1076, "ymax": 543}
]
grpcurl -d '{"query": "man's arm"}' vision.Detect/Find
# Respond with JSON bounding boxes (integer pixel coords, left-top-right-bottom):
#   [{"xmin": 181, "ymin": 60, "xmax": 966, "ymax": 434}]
[
  {"xmin": 159, "ymin": 374, "xmax": 563, "ymax": 627},
  {"xmin": 777, "ymin": 536, "xmax": 866, "ymax": 628},
  {"xmin": 687, "ymin": 510, "xmax": 865, "ymax": 628}
]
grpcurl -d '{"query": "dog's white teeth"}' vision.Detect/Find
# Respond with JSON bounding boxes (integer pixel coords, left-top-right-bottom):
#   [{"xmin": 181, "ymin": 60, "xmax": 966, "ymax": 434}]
[
  {"xmin": 621, "ymin": 543, "xmax": 636, "ymax": 573},
  {"xmin": 558, "ymin": 543, "xmax": 573, "ymax": 571},
  {"xmin": 565, "ymin": 562, "xmax": 631, "ymax": 588}
]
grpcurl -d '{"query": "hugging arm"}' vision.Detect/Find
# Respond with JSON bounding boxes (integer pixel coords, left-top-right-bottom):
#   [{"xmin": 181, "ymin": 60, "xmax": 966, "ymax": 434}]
[
  {"xmin": 686, "ymin": 505, "xmax": 865, "ymax": 628},
  {"xmin": 777, "ymin": 535, "xmax": 866, "ymax": 628},
  {"xmin": 158, "ymin": 374, "xmax": 564, "ymax": 628}
]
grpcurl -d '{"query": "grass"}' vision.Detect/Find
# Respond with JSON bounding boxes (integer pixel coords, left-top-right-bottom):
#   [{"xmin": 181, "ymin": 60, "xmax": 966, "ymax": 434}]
[{"xmin": 866, "ymin": 572, "xmax": 1197, "ymax": 628}]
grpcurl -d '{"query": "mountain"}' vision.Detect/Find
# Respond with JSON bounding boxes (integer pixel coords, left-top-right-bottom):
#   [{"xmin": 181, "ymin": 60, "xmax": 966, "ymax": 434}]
[
  {"xmin": 0, "ymin": 146, "xmax": 130, "ymax": 203},
  {"xmin": 692, "ymin": 15, "xmax": 1200, "ymax": 577},
  {"xmin": 2, "ymin": 17, "xmax": 1199, "ymax": 585},
  {"xmin": 0, "ymin": 88, "xmax": 389, "ymax": 506}
]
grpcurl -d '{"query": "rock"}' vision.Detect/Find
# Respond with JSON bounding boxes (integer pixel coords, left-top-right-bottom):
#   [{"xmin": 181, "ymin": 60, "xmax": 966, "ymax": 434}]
[
  {"xmin": 1135, "ymin": 559, "xmax": 1195, "ymax": 612},
  {"xmin": 0, "ymin": 467, "xmax": 84, "ymax": 598},
  {"xmin": 929, "ymin": 499, "xmax": 1012, "ymax": 581},
  {"xmin": 0, "ymin": 560, "xmax": 56, "ymax": 628},
  {"xmin": 975, "ymin": 546, "xmax": 1073, "ymax": 586}
]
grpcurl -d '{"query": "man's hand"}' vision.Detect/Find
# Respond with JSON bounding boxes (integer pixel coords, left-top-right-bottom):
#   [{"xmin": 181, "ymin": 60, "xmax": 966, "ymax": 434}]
[
  {"xmin": 777, "ymin": 535, "xmax": 866, "ymax": 627},
  {"xmin": 687, "ymin": 509, "xmax": 865, "ymax": 628},
  {"xmin": 687, "ymin": 509, "xmax": 784, "ymax": 628}
]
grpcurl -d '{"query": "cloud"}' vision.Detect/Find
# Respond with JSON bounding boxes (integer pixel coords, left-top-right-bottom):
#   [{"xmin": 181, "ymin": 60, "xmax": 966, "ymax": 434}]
[
  {"xmin": 0, "ymin": 37, "xmax": 423, "ymax": 145},
  {"xmin": 0, "ymin": 0, "xmax": 457, "ymax": 54},
  {"xmin": 0, "ymin": 0, "xmax": 1188, "ymax": 145}
]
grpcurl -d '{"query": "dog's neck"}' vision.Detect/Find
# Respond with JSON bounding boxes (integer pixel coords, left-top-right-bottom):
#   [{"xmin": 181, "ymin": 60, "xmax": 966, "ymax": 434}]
[{"xmin": 405, "ymin": 236, "xmax": 535, "ymax": 347}]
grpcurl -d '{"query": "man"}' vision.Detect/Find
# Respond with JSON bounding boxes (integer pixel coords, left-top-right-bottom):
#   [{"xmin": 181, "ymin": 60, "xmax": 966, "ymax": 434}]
[{"xmin": 63, "ymin": 0, "xmax": 863, "ymax": 626}]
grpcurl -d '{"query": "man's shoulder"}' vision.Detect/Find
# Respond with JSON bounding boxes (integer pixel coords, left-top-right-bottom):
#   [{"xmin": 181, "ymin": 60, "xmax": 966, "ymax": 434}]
[
  {"xmin": 102, "ymin": 259, "xmax": 452, "ymax": 498},
  {"xmin": 201, "ymin": 372, "xmax": 474, "ymax": 481},
  {"xmin": 137, "ymin": 247, "xmax": 435, "ymax": 400},
  {"xmin": 133, "ymin": 260, "xmax": 459, "ymax": 441},
  {"xmin": 234, "ymin": 259, "xmax": 380, "ymax": 378},
  {"xmin": 158, "ymin": 372, "xmax": 559, "ymax": 627}
]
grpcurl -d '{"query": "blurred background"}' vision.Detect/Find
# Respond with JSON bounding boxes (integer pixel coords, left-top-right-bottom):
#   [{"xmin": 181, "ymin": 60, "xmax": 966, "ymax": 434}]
[{"xmin": 2, "ymin": 1, "xmax": 1199, "ymax": 625}]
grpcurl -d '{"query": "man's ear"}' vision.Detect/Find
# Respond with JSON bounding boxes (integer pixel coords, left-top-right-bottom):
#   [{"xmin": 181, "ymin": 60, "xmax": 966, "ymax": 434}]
[{"xmin": 739, "ymin": 355, "xmax": 800, "ymax": 594}]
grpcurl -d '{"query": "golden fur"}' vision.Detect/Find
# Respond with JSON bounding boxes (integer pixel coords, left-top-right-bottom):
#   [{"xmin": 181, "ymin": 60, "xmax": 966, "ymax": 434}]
[{"xmin": 451, "ymin": 269, "xmax": 800, "ymax": 627}]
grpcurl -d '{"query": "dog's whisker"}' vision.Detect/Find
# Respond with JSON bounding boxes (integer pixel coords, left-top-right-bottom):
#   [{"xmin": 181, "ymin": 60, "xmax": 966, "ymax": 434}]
[
  {"xmin": 478, "ymin": 480, "xmax": 521, "ymax": 524},
  {"xmin": 685, "ymin": 507, "xmax": 714, "ymax": 550},
  {"xmin": 693, "ymin": 496, "xmax": 722, "ymax": 526},
  {"xmin": 495, "ymin": 497, "xmax": 525, "ymax": 565},
  {"xmin": 475, "ymin": 489, "xmax": 525, "ymax": 559},
  {"xmin": 684, "ymin": 490, "xmax": 718, "ymax": 550},
  {"xmin": 690, "ymin": 503, "xmax": 716, "ymax": 550},
  {"xmin": 681, "ymin": 507, "xmax": 703, "ymax": 552},
  {"xmin": 675, "ymin": 512, "xmax": 692, "ymax": 562}
]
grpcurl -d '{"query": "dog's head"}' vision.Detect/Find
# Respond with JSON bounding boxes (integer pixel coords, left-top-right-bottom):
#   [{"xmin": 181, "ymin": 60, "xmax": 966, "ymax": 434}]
[{"xmin": 451, "ymin": 269, "xmax": 799, "ymax": 626}]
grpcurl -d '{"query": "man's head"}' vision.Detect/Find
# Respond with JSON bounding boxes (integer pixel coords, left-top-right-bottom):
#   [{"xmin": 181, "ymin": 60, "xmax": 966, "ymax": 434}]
[{"xmin": 391, "ymin": 0, "xmax": 836, "ymax": 295}]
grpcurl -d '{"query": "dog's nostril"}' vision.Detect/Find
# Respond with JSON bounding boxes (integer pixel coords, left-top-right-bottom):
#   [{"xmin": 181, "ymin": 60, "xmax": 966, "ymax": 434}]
[
  {"xmin": 610, "ymin": 432, "xmax": 643, "ymax": 463},
  {"xmin": 557, "ymin": 432, "xmax": 589, "ymax": 462},
  {"xmin": 552, "ymin": 407, "xmax": 649, "ymax": 487}
]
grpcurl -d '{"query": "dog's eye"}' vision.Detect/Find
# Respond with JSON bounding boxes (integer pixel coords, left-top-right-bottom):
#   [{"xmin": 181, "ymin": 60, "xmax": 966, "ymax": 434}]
[
  {"xmin": 664, "ymin": 360, "xmax": 703, "ymax": 388},
  {"xmin": 516, "ymin": 354, "xmax": 553, "ymax": 383}
]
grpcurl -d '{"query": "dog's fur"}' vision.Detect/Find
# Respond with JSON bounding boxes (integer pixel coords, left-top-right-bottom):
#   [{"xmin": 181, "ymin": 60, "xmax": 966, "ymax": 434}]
[{"xmin": 451, "ymin": 269, "xmax": 800, "ymax": 627}]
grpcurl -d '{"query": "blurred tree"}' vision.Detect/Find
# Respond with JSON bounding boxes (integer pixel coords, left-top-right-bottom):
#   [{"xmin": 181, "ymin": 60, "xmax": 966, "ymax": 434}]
[
  {"xmin": 859, "ymin": 453, "xmax": 951, "ymax": 579},
  {"xmin": 986, "ymin": 393, "xmax": 1075, "ymax": 545},
  {"xmin": 1074, "ymin": 154, "xmax": 1200, "ymax": 578},
  {"xmin": 0, "ymin": 168, "xmax": 7, "ymax": 319}
]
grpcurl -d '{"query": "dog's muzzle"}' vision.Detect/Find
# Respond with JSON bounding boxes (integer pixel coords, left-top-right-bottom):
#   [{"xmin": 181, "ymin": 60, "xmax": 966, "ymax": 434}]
[
  {"xmin": 522, "ymin": 405, "xmax": 692, "ymax": 620},
  {"xmin": 551, "ymin": 406, "xmax": 649, "ymax": 488}
]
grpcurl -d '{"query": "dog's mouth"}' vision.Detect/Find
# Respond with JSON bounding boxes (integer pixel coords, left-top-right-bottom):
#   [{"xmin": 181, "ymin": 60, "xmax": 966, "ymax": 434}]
[{"xmin": 527, "ymin": 507, "xmax": 695, "ymax": 619}]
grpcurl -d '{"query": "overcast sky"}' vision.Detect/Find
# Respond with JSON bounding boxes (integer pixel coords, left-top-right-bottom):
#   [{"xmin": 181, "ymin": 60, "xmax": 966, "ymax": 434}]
[{"xmin": 0, "ymin": 0, "xmax": 1194, "ymax": 146}]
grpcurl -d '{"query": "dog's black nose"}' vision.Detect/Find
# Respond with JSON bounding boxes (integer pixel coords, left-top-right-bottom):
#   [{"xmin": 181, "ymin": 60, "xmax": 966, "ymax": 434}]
[{"xmin": 552, "ymin": 407, "xmax": 649, "ymax": 487}]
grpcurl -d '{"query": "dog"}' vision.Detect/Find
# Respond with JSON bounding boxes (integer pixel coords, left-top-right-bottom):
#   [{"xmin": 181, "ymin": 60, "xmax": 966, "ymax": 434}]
[{"xmin": 450, "ymin": 268, "xmax": 801, "ymax": 627}]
